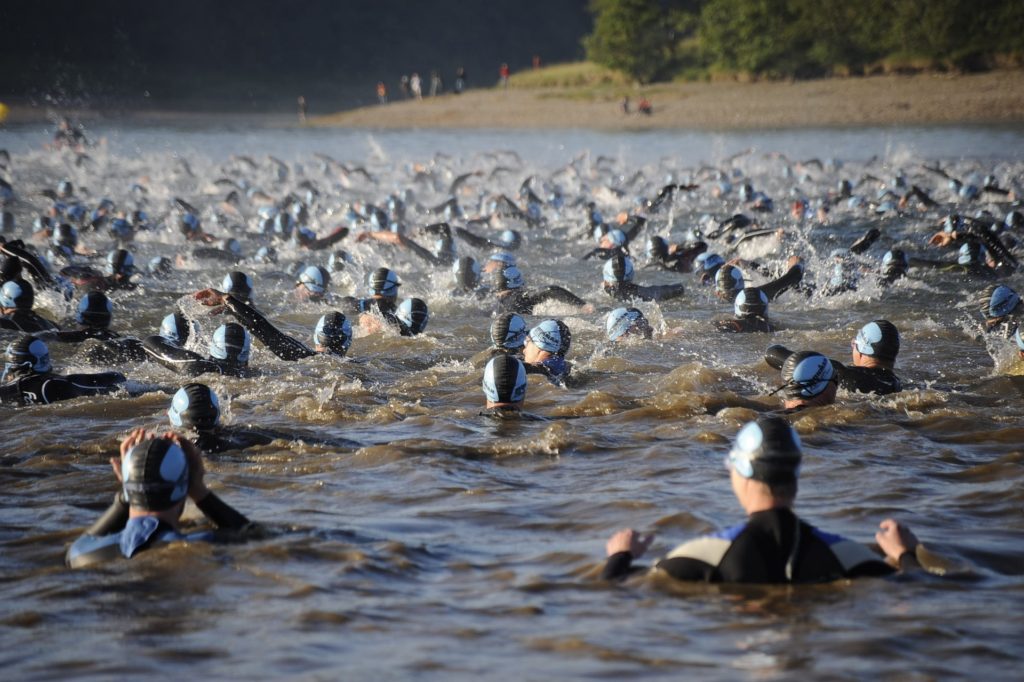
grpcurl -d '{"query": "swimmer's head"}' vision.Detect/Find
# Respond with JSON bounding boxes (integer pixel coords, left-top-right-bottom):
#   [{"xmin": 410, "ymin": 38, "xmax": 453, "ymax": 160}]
[
  {"xmin": 492, "ymin": 265, "xmax": 524, "ymax": 292},
  {"xmin": 528, "ymin": 319, "xmax": 569, "ymax": 355},
  {"xmin": 297, "ymin": 265, "xmax": 331, "ymax": 299},
  {"xmin": 980, "ymin": 284, "xmax": 1021, "ymax": 320},
  {"xmin": 254, "ymin": 246, "xmax": 277, "ymax": 264},
  {"xmin": 109, "ymin": 218, "xmax": 133, "ymax": 242},
  {"xmin": 482, "ymin": 354, "xmax": 527, "ymax": 406},
  {"xmin": 0, "ymin": 278, "xmax": 34, "ymax": 311},
  {"xmin": 57, "ymin": 179, "xmax": 74, "ymax": 199},
  {"xmin": 699, "ymin": 253, "xmax": 725, "ymax": 283},
  {"xmin": 498, "ymin": 229, "xmax": 521, "ymax": 250},
  {"xmin": 314, "ymin": 311, "xmax": 352, "ymax": 355},
  {"xmin": 734, "ymin": 287, "xmax": 768, "ymax": 319},
  {"xmin": 76, "ymin": 291, "xmax": 113, "ymax": 329},
  {"xmin": 106, "ymin": 249, "xmax": 135, "ymax": 279},
  {"xmin": 159, "ymin": 312, "xmax": 198, "ymax": 346},
  {"xmin": 603, "ymin": 254, "xmax": 635, "ymax": 284},
  {"xmin": 452, "ymin": 256, "xmax": 481, "ymax": 290},
  {"xmin": 601, "ymin": 228, "xmax": 627, "ymax": 250},
  {"xmin": 3, "ymin": 335, "xmax": 51, "ymax": 379},
  {"xmin": 327, "ymin": 250, "xmax": 350, "ymax": 272},
  {"xmin": 368, "ymin": 267, "xmax": 400, "ymax": 298},
  {"xmin": 180, "ymin": 213, "xmax": 200, "ymax": 236},
  {"xmin": 853, "ymin": 320, "xmax": 900, "ymax": 363},
  {"xmin": 646, "ymin": 236, "xmax": 668, "ymax": 261},
  {"xmin": 716, "ymin": 264, "xmax": 744, "ymax": 298},
  {"xmin": 122, "ymin": 437, "xmax": 189, "ymax": 511},
  {"xmin": 606, "ymin": 307, "xmax": 652, "ymax": 341},
  {"xmin": 490, "ymin": 312, "xmax": 528, "ymax": 350},
  {"xmin": 397, "ymin": 298, "xmax": 429, "ymax": 335},
  {"xmin": 778, "ymin": 351, "xmax": 836, "ymax": 400},
  {"xmin": 52, "ymin": 223, "xmax": 78, "ymax": 248},
  {"xmin": 726, "ymin": 417, "xmax": 802, "ymax": 487},
  {"xmin": 222, "ymin": 271, "xmax": 255, "ymax": 303},
  {"xmin": 222, "ymin": 238, "xmax": 242, "ymax": 257},
  {"xmin": 484, "ymin": 252, "xmax": 516, "ymax": 274},
  {"xmin": 168, "ymin": 383, "xmax": 221, "ymax": 431},
  {"xmin": 882, "ymin": 249, "xmax": 909, "ymax": 278},
  {"xmin": 209, "ymin": 323, "xmax": 251, "ymax": 365},
  {"xmin": 958, "ymin": 242, "xmax": 985, "ymax": 266}
]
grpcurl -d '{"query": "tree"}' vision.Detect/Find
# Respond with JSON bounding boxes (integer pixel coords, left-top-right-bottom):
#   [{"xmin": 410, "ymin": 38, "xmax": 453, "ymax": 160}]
[{"xmin": 584, "ymin": 0, "xmax": 693, "ymax": 83}]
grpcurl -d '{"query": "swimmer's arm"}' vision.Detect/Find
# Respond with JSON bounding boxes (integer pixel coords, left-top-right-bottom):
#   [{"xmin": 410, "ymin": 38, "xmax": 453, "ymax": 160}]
[
  {"xmin": 84, "ymin": 492, "xmax": 130, "ymax": 536},
  {"xmin": 304, "ymin": 225, "xmax": 349, "ymax": 250},
  {"xmin": 876, "ymin": 519, "xmax": 923, "ymax": 572},
  {"xmin": 224, "ymin": 296, "xmax": 314, "ymax": 361},
  {"xmin": 764, "ymin": 344, "xmax": 793, "ymax": 370},
  {"xmin": 760, "ymin": 261, "xmax": 805, "ymax": 301},
  {"xmin": 622, "ymin": 216, "xmax": 646, "ymax": 242},
  {"xmin": 194, "ymin": 491, "xmax": 250, "ymax": 530},
  {"xmin": 454, "ymin": 227, "xmax": 491, "ymax": 249},
  {"xmin": 601, "ymin": 529, "xmax": 655, "ymax": 581},
  {"xmin": 399, "ymin": 235, "xmax": 445, "ymax": 267},
  {"xmin": 532, "ymin": 286, "xmax": 586, "ymax": 307},
  {"xmin": 173, "ymin": 433, "xmax": 250, "ymax": 530}
]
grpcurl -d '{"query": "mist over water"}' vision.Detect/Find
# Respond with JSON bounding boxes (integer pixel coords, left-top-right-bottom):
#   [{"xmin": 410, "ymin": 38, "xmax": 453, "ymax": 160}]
[{"xmin": 1, "ymin": 122, "xmax": 1023, "ymax": 679}]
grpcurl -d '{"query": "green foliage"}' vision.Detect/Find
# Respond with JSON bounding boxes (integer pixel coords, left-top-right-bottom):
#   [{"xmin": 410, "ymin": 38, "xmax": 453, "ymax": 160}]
[{"xmin": 585, "ymin": 0, "xmax": 1024, "ymax": 81}]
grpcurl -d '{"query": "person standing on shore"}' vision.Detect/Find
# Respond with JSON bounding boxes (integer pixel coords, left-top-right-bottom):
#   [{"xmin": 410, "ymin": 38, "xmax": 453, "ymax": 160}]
[
  {"xmin": 429, "ymin": 70, "xmax": 443, "ymax": 97},
  {"xmin": 454, "ymin": 66, "xmax": 466, "ymax": 94},
  {"xmin": 399, "ymin": 75, "xmax": 410, "ymax": 99},
  {"xmin": 297, "ymin": 96, "xmax": 307, "ymax": 124},
  {"xmin": 377, "ymin": 82, "xmax": 388, "ymax": 105},
  {"xmin": 621, "ymin": 96, "xmax": 630, "ymax": 115},
  {"xmin": 499, "ymin": 63, "xmax": 510, "ymax": 89},
  {"xmin": 410, "ymin": 73, "xmax": 423, "ymax": 100}
]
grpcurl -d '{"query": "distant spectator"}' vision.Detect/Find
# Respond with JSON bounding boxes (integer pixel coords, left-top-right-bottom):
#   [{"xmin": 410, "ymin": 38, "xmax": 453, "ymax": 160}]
[
  {"xmin": 399, "ymin": 74, "xmax": 410, "ymax": 99},
  {"xmin": 454, "ymin": 66, "xmax": 467, "ymax": 94},
  {"xmin": 410, "ymin": 72, "xmax": 423, "ymax": 100},
  {"xmin": 499, "ymin": 63, "xmax": 510, "ymax": 89},
  {"xmin": 297, "ymin": 96, "xmax": 307, "ymax": 123},
  {"xmin": 377, "ymin": 82, "xmax": 388, "ymax": 105},
  {"xmin": 430, "ymin": 70, "xmax": 443, "ymax": 97},
  {"xmin": 532, "ymin": 55, "xmax": 541, "ymax": 70},
  {"xmin": 621, "ymin": 96, "xmax": 630, "ymax": 115},
  {"xmin": 638, "ymin": 97, "xmax": 653, "ymax": 116}
]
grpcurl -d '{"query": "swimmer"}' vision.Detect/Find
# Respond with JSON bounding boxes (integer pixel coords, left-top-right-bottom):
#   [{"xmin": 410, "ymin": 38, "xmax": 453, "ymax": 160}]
[
  {"xmin": 395, "ymin": 298, "xmax": 430, "ymax": 336},
  {"xmin": 66, "ymin": 428, "xmax": 252, "ymax": 568},
  {"xmin": 191, "ymin": 237, "xmax": 245, "ymax": 264},
  {"xmin": 765, "ymin": 320, "xmax": 902, "ymax": 395},
  {"xmin": 879, "ymin": 249, "xmax": 909, "ymax": 285},
  {"xmin": 168, "ymin": 383, "xmax": 358, "ymax": 453},
  {"xmin": 295, "ymin": 265, "xmax": 332, "ymax": 302},
  {"xmin": 455, "ymin": 226, "xmax": 522, "ymax": 252},
  {"xmin": 340, "ymin": 266, "xmax": 400, "ymax": 317},
  {"xmin": 487, "ymin": 312, "xmax": 528, "ymax": 358},
  {"xmin": 221, "ymin": 270, "xmax": 256, "ymax": 305},
  {"xmin": 61, "ymin": 249, "xmax": 138, "ymax": 292},
  {"xmin": 480, "ymin": 355, "xmax": 543, "ymax": 420},
  {"xmin": 195, "ymin": 288, "xmax": 353, "ymax": 360},
  {"xmin": 0, "ymin": 335, "xmax": 125, "ymax": 405},
  {"xmin": 696, "ymin": 253, "xmax": 726, "ymax": 285},
  {"xmin": 602, "ymin": 417, "xmax": 922, "ymax": 582},
  {"xmin": 978, "ymin": 284, "xmax": 1021, "ymax": 335},
  {"xmin": 523, "ymin": 319, "xmax": 572, "ymax": 384},
  {"xmin": 144, "ymin": 322, "xmax": 253, "ymax": 377},
  {"xmin": 715, "ymin": 287, "xmax": 775, "ymax": 333},
  {"xmin": 357, "ymin": 222, "xmax": 456, "ymax": 267},
  {"xmin": 645, "ymin": 235, "xmax": 707, "ymax": 273},
  {"xmin": 491, "ymin": 266, "xmax": 589, "ymax": 315},
  {"xmin": 451, "ymin": 256, "xmax": 489, "ymax": 298},
  {"xmin": 606, "ymin": 307, "xmax": 653, "ymax": 342},
  {"xmin": 769, "ymin": 351, "xmax": 838, "ymax": 412},
  {"xmin": 714, "ymin": 257, "xmax": 804, "ymax": 303},
  {"xmin": 482, "ymin": 251, "xmax": 516, "ymax": 274},
  {"xmin": 0, "ymin": 279, "xmax": 59, "ymax": 332},
  {"xmin": 602, "ymin": 254, "xmax": 686, "ymax": 303},
  {"xmin": 39, "ymin": 291, "xmax": 146, "ymax": 363},
  {"xmin": 293, "ymin": 224, "xmax": 349, "ymax": 251}
]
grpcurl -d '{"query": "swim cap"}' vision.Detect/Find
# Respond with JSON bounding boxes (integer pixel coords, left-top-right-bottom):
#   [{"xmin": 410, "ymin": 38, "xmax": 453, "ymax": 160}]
[
  {"xmin": 52, "ymin": 223, "xmax": 78, "ymax": 248},
  {"xmin": 981, "ymin": 284, "xmax": 1021, "ymax": 319},
  {"xmin": 452, "ymin": 256, "xmax": 481, "ymax": 289},
  {"xmin": 313, "ymin": 311, "xmax": 353, "ymax": 355},
  {"xmin": 434, "ymin": 235, "xmax": 456, "ymax": 258},
  {"xmin": 492, "ymin": 265, "xmax": 525, "ymax": 291},
  {"xmin": 254, "ymin": 246, "xmax": 277, "ymax": 264},
  {"xmin": 604, "ymin": 229, "xmax": 627, "ymax": 248},
  {"xmin": 0, "ymin": 278, "xmax": 34, "ymax": 310},
  {"xmin": 3, "ymin": 335, "xmax": 51, "ymax": 377},
  {"xmin": 326, "ymin": 250, "xmax": 349, "ymax": 272},
  {"xmin": 1005, "ymin": 210, "xmax": 1023, "ymax": 230},
  {"xmin": 716, "ymin": 264, "xmax": 744, "ymax": 297},
  {"xmin": 734, "ymin": 287, "xmax": 768, "ymax": 318},
  {"xmin": 273, "ymin": 212, "xmax": 293, "ymax": 239},
  {"xmin": 209, "ymin": 323, "xmax": 251, "ymax": 364},
  {"xmin": 368, "ymin": 267, "xmax": 400, "ymax": 297},
  {"xmin": 222, "ymin": 238, "xmax": 242, "ymax": 257},
  {"xmin": 57, "ymin": 179, "xmax": 73, "ymax": 198},
  {"xmin": 779, "ymin": 351, "xmax": 835, "ymax": 399},
  {"xmin": 854, "ymin": 320, "xmax": 900, "ymax": 362},
  {"xmin": 106, "ymin": 249, "xmax": 135, "ymax": 278},
  {"xmin": 159, "ymin": 312, "xmax": 196, "ymax": 345},
  {"xmin": 528, "ymin": 319, "xmax": 564, "ymax": 354},
  {"xmin": 121, "ymin": 437, "xmax": 189, "ymax": 511},
  {"xmin": 180, "ymin": 213, "xmax": 200, "ymax": 235},
  {"xmin": 958, "ymin": 242, "xmax": 985, "ymax": 266},
  {"xmin": 606, "ymin": 307, "xmax": 651, "ymax": 341},
  {"xmin": 490, "ymin": 312, "xmax": 527, "ymax": 349},
  {"xmin": 168, "ymin": 383, "xmax": 221, "ymax": 430},
  {"xmin": 109, "ymin": 218, "xmax": 132, "ymax": 241},
  {"xmin": 397, "ymin": 298, "xmax": 429, "ymax": 334},
  {"xmin": 603, "ymin": 254, "xmax": 635, "ymax": 283},
  {"xmin": 488, "ymin": 252, "xmax": 517, "ymax": 268},
  {"xmin": 727, "ymin": 417, "xmax": 802, "ymax": 484},
  {"xmin": 482, "ymin": 355, "xmax": 527, "ymax": 404},
  {"xmin": 222, "ymin": 271, "xmax": 254, "ymax": 301},
  {"xmin": 76, "ymin": 291, "xmax": 113, "ymax": 329},
  {"xmin": 1, "ymin": 255, "xmax": 22, "ymax": 281},
  {"xmin": 499, "ymin": 229, "xmax": 521, "ymax": 249},
  {"xmin": 297, "ymin": 265, "xmax": 331, "ymax": 296},
  {"xmin": 702, "ymin": 253, "xmax": 725, "ymax": 272},
  {"xmin": 881, "ymin": 249, "xmax": 908, "ymax": 276},
  {"xmin": 647, "ymin": 236, "xmax": 668, "ymax": 260}
]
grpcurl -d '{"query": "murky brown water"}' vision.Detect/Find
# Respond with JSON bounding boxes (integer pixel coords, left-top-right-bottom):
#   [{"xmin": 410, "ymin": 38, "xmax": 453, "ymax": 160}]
[{"xmin": 1, "ymin": 123, "xmax": 1023, "ymax": 679}]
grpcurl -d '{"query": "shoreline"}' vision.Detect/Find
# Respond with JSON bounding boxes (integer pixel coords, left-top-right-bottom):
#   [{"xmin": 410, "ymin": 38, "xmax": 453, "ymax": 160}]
[{"xmin": 310, "ymin": 71, "xmax": 1024, "ymax": 131}]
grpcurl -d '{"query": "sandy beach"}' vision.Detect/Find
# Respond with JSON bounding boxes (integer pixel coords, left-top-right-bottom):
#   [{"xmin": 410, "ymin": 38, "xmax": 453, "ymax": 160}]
[{"xmin": 312, "ymin": 70, "xmax": 1024, "ymax": 130}]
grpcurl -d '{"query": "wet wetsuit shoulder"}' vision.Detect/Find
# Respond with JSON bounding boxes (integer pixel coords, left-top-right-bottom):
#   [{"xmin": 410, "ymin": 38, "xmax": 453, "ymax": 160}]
[
  {"xmin": 527, "ymin": 285, "xmax": 586, "ymax": 308},
  {"xmin": 524, "ymin": 355, "xmax": 570, "ymax": 384},
  {"xmin": 832, "ymin": 360, "xmax": 902, "ymax": 395},
  {"xmin": 495, "ymin": 290, "xmax": 532, "ymax": 314},
  {"xmin": 142, "ymin": 335, "xmax": 226, "ymax": 376},
  {"xmin": 0, "ymin": 371, "xmax": 124, "ymax": 405},
  {"xmin": 760, "ymin": 263, "xmax": 804, "ymax": 301},
  {"xmin": 223, "ymin": 295, "xmax": 315, "ymax": 361},
  {"xmin": 0, "ymin": 311, "xmax": 60, "ymax": 332}
]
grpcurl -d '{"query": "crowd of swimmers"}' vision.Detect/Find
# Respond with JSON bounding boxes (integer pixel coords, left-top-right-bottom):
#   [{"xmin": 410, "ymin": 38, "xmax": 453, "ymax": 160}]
[{"xmin": 3, "ymin": 137, "xmax": 1022, "ymax": 586}]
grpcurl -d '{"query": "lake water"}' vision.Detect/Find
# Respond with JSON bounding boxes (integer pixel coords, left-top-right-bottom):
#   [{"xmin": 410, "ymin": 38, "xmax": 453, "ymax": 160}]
[{"xmin": 1, "ymin": 120, "xmax": 1023, "ymax": 680}]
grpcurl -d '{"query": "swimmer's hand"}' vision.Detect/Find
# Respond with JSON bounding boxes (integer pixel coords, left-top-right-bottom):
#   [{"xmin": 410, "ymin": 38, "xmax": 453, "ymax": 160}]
[
  {"xmin": 929, "ymin": 232, "xmax": 956, "ymax": 247},
  {"xmin": 606, "ymin": 528, "xmax": 655, "ymax": 558},
  {"xmin": 875, "ymin": 518, "xmax": 918, "ymax": 563},
  {"xmin": 111, "ymin": 427, "xmax": 152, "ymax": 483},
  {"xmin": 195, "ymin": 288, "xmax": 228, "ymax": 312},
  {"xmin": 581, "ymin": 303, "xmax": 596, "ymax": 315}
]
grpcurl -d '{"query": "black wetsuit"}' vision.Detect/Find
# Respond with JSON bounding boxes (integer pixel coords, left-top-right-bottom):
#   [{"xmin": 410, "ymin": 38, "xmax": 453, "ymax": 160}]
[
  {"xmin": 0, "ymin": 310, "xmax": 60, "ymax": 333},
  {"xmin": 758, "ymin": 264, "xmax": 805, "ymax": 301},
  {"xmin": 604, "ymin": 281, "xmax": 685, "ymax": 303},
  {"xmin": 602, "ymin": 507, "xmax": 911, "ymax": 583},
  {"xmin": 765, "ymin": 345, "xmax": 901, "ymax": 395},
  {"xmin": 221, "ymin": 295, "xmax": 318, "ymax": 361},
  {"xmin": 40, "ymin": 327, "xmax": 147, "ymax": 363},
  {"xmin": 652, "ymin": 243, "xmax": 707, "ymax": 273},
  {"xmin": 716, "ymin": 315, "xmax": 775, "ymax": 333},
  {"xmin": 66, "ymin": 491, "xmax": 250, "ymax": 569},
  {"xmin": 296, "ymin": 226, "xmax": 349, "ymax": 251},
  {"xmin": 0, "ymin": 369, "xmax": 125, "ymax": 405},
  {"xmin": 494, "ymin": 287, "xmax": 586, "ymax": 315},
  {"xmin": 523, "ymin": 356, "xmax": 571, "ymax": 385},
  {"xmin": 399, "ymin": 235, "xmax": 456, "ymax": 267},
  {"xmin": 142, "ymin": 336, "xmax": 251, "ymax": 377},
  {"xmin": 191, "ymin": 247, "xmax": 242, "ymax": 263},
  {"xmin": 455, "ymin": 227, "xmax": 519, "ymax": 251}
]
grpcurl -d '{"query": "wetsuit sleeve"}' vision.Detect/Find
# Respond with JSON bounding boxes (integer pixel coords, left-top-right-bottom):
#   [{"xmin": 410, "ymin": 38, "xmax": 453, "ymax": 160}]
[
  {"xmin": 529, "ymin": 286, "xmax": 586, "ymax": 307},
  {"xmin": 831, "ymin": 360, "xmax": 902, "ymax": 395},
  {"xmin": 655, "ymin": 556, "xmax": 718, "ymax": 581},
  {"xmin": 760, "ymin": 264, "xmax": 804, "ymax": 301},
  {"xmin": 306, "ymin": 226, "xmax": 349, "ymax": 250},
  {"xmin": 84, "ymin": 493, "xmax": 130, "ymax": 536},
  {"xmin": 581, "ymin": 248, "xmax": 613, "ymax": 261},
  {"xmin": 224, "ymin": 296, "xmax": 314, "ymax": 361},
  {"xmin": 39, "ymin": 329, "xmax": 91, "ymax": 343},
  {"xmin": 142, "ymin": 336, "xmax": 222, "ymax": 376},
  {"xmin": 0, "ymin": 240, "xmax": 55, "ymax": 285},
  {"xmin": 398, "ymin": 236, "xmax": 445, "ymax": 267},
  {"xmin": 635, "ymin": 283, "xmax": 686, "ymax": 302},
  {"xmin": 764, "ymin": 345, "xmax": 793, "ymax": 370},
  {"xmin": 454, "ymin": 227, "xmax": 492, "ymax": 249},
  {"xmin": 195, "ymin": 491, "xmax": 250, "ymax": 530},
  {"xmin": 601, "ymin": 551, "xmax": 636, "ymax": 580},
  {"xmin": 61, "ymin": 372, "xmax": 127, "ymax": 392},
  {"xmin": 623, "ymin": 216, "xmax": 646, "ymax": 242}
]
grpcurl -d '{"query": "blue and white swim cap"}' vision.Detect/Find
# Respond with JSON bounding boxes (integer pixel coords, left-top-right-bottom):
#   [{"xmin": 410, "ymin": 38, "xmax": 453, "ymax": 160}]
[
  {"xmin": 397, "ymin": 298, "xmax": 429, "ymax": 334},
  {"xmin": 482, "ymin": 355, "xmax": 527, "ymax": 404},
  {"xmin": 854, "ymin": 320, "xmax": 900, "ymax": 361},
  {"xmin": 528, "ymin": 319, "xmax": 563, "ymax": 354},
  {"xmin": 727, "ymin": 417, "xmax": 802, "ymax": 483},
  {"xmin": 314, "ymin": 311, "xmax": 353, "ymax": 354},
  {"xmin": 168, "ymin": 383, "xmax": 220, "ymax": 430},
  {"xmin": 209, "ymin": 323, "xmax": 251, "ymax": 364},
  {"xmin": 780, "ymin": 351, "xmax": 835, "ymax": 399},
  {"xmin": 603, "ymin": 254, "xmax": 635, "ymax": 283}
]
